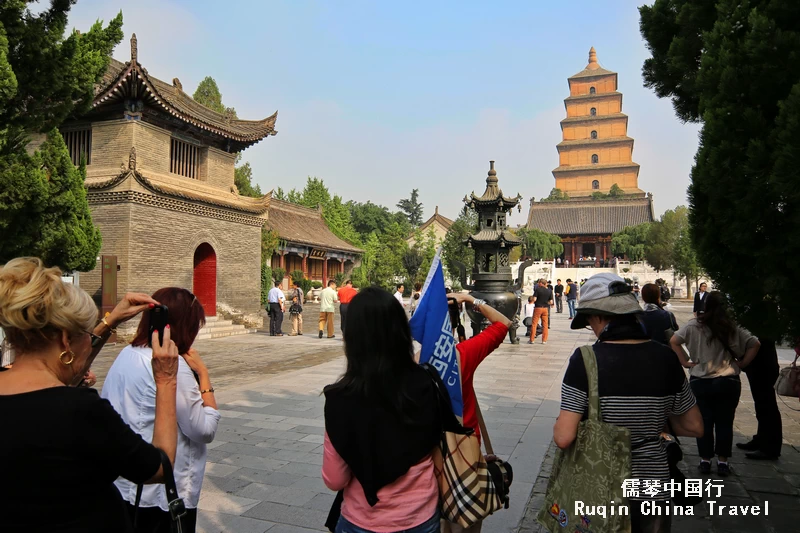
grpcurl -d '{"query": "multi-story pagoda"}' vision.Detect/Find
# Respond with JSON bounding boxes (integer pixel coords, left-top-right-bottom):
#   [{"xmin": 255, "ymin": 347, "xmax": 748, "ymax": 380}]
[
  {"xmin": 526, "ymin": 47, "xmax": 654, "ymax": 265},
  {"xmin": 461, "ymin": 161, "xmax": 524, "ymax": 343},
  {"xmin": 56, "ymin": 35, "xmax": 277, "ymax": 321}
]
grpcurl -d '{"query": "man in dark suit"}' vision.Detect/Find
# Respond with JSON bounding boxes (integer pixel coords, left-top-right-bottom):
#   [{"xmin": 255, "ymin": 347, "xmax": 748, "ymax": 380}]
[
  {"xmin": 693, "ymin": 282, "xmax": 708, "ymax": 317},
  {"xmin": 737, "ymin": 339, "xmax": 783, "ymax": 459}
]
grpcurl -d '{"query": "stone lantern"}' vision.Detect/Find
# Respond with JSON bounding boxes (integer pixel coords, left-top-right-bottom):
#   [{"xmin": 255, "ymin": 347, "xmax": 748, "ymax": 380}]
[{"xmin": 459, "ymin": 161, "xmax": 528, "ymax": 343}]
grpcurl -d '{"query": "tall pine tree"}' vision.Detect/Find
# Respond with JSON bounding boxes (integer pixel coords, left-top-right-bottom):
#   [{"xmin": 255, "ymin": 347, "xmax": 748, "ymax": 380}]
[
  {"xmin": 640, "ymin": 0, "xmax": 800, "ymax": 340},
  {"xmin": 0, "ymin": 3, "xmax": 122, "ymax": 271}
]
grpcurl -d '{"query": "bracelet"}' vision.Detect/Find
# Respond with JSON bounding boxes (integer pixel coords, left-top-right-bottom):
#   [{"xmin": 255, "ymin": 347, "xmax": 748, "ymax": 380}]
[
  {"xmin": 472, "ymin": 299, "xmax": 487, "ymax": 312},
  {"xmin": 101, "ymin": 314, "xmax": 117, "ymax": 334},
  {"xmin": 200, "ymin": 387, "xmax": 215, "ymax": 394}
]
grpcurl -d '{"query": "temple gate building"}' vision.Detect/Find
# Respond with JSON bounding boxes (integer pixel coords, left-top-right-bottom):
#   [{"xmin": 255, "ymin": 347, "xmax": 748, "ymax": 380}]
[
  {"xmin": 406, "ymin": 206, "xmax": 454, "ymax": 248},
  {"xmin": 59, "ymin": 35, "xmax": 276, "ymax": 320},
  {"xmin": 526, "ymin": 47, "xmax": 654, "ymax": 265},
  {"xmin": 267, "ymin": 199, "xmax": 362, "ymax": 286}
]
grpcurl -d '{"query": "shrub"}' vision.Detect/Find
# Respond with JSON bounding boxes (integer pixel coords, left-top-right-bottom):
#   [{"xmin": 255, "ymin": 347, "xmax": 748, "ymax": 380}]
[
  {"xmin": 290, "ymin": 269, "xmax": 304, "ymax": 285},
  {"xmin": 271, "ymin": 267, "xmax": 286, "ymax": 286},
  {"xmin": 300, "ymin": 278, "xmax": 313, "ymax": 296},
  {"xmin": 311, "ymin": 280, "xmax": 323, "ymax": 289},
  {"xmin": 334, "ymin": 272, "xmax": 346, "ymax": 286}
]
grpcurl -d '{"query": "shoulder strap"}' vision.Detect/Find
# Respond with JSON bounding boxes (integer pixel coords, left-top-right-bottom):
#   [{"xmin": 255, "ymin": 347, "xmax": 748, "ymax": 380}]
[
  {"xmin": 579, "ymin": 345, "xmax": 600, "ymax": 421},
  {"xmin": 133, "ymin": 449, "xmax": 186, "ymax": 532},
  {"xmin": 474, "ymin": 398, "xmax": 494, "ymax": 455}
]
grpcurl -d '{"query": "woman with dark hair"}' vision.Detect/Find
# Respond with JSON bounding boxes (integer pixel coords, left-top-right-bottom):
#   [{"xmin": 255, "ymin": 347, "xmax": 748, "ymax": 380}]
[
  {"xmin": 639, "ymin": 282, "xmax": 679, "ymax": 345},
  {"xmin": 102, "ymin": 288, "xmax": 219, "ymax": 532},
  {"xmin": 554, "ymin": 273, "xmax": 702, "ymax": 533},
  {"xmin": 322, "ymin": 286, "xmax": 442, "ymax": 533},
  {"xmin": 670, "ymin": 291, "xmax": 760, "ymax": 476}
]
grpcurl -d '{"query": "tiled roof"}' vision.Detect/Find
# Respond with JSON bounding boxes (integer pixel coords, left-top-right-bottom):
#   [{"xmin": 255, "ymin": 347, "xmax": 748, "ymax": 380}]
[
  {"xmin": 526, "ymin": 196, "xmax": 654, "ymax": 236},
  {"xmin": 564, "ymin": 91, "xmax": 622, "ymax": 102},
  {"xmin": 467, "ymin": 228, "xmax": 521, "ymax": 244},
  {"xmin": 560, "ymin": 112, "xmax": 628, "ymax": 125},
  {"xmin": 552, "ymin": 161, "xmax": 640, "ymax": 174},
  {"xmin": 93, "ymin": 40, "xmax": 277, "ymax": 149},
  {"xmin": 568, "ymin": 66, "xmax": 617, "ymax": 80},
  {"xmin": 267, "ymin": 199, "xmax": 363, "ymax": 254},
  {"xmin": 557, "ymin": 136, "xmax": 633, "ymax": 148},
  {"xmin": 418, "ymin": 207, "xmax": 454, "ymax": 233},
  {"xmin": 466, "ymin": 161, "xmax": 522, "ymax": 208}
]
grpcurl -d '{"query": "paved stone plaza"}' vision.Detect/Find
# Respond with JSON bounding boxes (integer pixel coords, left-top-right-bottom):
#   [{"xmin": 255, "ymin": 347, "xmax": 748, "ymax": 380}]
[{"xmin": 89, "ymin": 301, "xmax": 800, "ymax": 532}]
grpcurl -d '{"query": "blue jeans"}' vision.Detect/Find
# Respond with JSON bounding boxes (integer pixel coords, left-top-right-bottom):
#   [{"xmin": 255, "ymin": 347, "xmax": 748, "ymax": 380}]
[
  {"xmin": 567, "ymin": 299, "xmax": 576, "ymax": 318},
  {"xmin": 335, "ymin": 511, "xmax": 440, "ymax": 533}
]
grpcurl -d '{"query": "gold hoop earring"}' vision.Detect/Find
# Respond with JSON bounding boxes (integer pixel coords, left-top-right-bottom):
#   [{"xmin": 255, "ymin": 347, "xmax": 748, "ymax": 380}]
[{"xmin": 59, "ymin": 350, "xmax": 75, "ymax": 365}]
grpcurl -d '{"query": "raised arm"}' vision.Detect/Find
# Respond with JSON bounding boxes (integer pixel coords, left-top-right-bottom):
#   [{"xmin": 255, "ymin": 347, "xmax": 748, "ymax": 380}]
[{"xmin": 145, "ymin": 327, "xmax": 179, "ymax": 483}]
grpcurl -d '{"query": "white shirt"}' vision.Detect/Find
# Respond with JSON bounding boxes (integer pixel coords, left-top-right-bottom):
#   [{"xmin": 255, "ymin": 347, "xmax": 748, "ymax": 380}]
[
  {"xmin": 523, "ymin": 303, "xmax": 535, "ymax": 318},
  {"xmin": 101, "ymin": 345, "xmax": 221, "ymax": 510},
  {"xmin": 268, "ymin": 287, "xmax": 285, "ymax": 304},
  {"xmin": 394, "ymin": 291, "xmax": 405, "ymax": 307}
]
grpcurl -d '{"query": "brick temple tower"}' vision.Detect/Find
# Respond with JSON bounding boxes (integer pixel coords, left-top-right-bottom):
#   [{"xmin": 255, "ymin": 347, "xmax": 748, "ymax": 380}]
[{"xmin": 553, "ymin": 47, "xmax": 642, "ymax": 196}]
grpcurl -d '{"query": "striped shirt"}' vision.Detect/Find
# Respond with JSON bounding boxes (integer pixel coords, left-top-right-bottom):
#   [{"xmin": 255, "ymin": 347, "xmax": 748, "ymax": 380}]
[{"xmin": 561, "ymin": 341, "xmax": 696, "ymax": 499}]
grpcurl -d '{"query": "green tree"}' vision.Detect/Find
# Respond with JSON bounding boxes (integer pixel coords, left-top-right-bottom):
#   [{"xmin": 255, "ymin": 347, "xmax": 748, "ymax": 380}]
[
  {"xmin": 517, "ymin": 227, "xmax": 564, "ymax": 260},
  {"xmin": 441, "ymin": 208, "xmax": 477, "ymax": 282},
  {"xmin": 278, "ymin": 177, "xmax": 360, "ymax": 245},
  {"xmin": 646, "ymin": 206, "xmax": 687, "ymax": 272},
  {"xmin": 192, "ymin": 76, "xmax": 227, "ymax": 114},
  {"xmin": 540, "ymin": 188, "xmax": 570, "ymax": 202},
  {"xmin": 397, "ymin": 188, "xmax": 424, "ymax": 228},
  {"xmin": 612, "ymin": 223, "xmax": 651, "ymax": 262},
  {"xmin": 0, "ymin": 5, "xmax": 123, "ymax": 270},
  {"xmin": 347, "ymin": 200, "xmax": 410, "ymax": 241},
  {"xmin": 233, "ymin": 158, "xmax": 262, "ymax": 198},
  {"xmin": 640, "ymin": 0, "xmax": 800, "ymax": 340},
  {"xmin": 672, "ymin": 226, "xmax": 700, "ymax": 295},
  {"xmin": 608, "ymin": 183, "xmax": 624, "ymax": 197}
]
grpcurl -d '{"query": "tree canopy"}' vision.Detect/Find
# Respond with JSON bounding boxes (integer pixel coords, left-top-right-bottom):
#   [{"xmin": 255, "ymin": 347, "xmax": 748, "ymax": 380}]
[
  {"xmin": 277, "ymin": 177, "xmax": 360, "ymax": 245},
  {"xmin": 640, "ymin": 0, "xmax": 800, "ymax": 339},
  {"xmin": 540, "ymin": 188, "xmax": 570, "ymax": 202},
  {"xmin": 397, "ymin": 188, "xmax": 424, "ymax": 228},
  {"xmin": 0, "ymin": 3, "xmax": 123, "ymax": 271},
  {"xmin": 516, "ymin": 227, "xmax": 564, "ymax": 261},
  {"xmin": 441, "ymin": 208, "xmax": 477, "ymax": 283},
  {"xmin": 192, "ymin": 76, "xmax": 228, "ymax": 114},
  {"xmin": 611, "ymin": 223, "xmax": 651, "ymax": 262}
]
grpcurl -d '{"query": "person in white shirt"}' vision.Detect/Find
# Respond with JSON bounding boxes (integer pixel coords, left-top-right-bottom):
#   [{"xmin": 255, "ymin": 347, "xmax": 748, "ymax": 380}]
[
  {"xmin": 102, "ymin": 288, "xmax": 220, "ymax": 533},
  {"xmin": 394, "ymin": 283, "xmax": 405, "ymax": 309},
  {"xmin": 522, "ymin": 296, "xmax": 535, "ymax": 337},
  {"xmin": 268, "ymin": 283, "xmax": 286, "ymax": 336}
]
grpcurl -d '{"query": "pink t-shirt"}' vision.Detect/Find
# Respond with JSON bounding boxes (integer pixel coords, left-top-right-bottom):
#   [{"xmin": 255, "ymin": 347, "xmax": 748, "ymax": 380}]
[{"xmin": 322, "ymin": 432, "xmax": 438, "ymax": 532}]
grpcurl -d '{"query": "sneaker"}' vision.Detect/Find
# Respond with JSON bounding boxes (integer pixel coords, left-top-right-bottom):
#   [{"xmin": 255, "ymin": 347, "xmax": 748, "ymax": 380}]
[
  {"xmin": 318, "ymin": 330, "xmax": 323, "ymax": 339},
  {"xmin": 528, "ymin": 340, "xmax": 534, "ymax": 344},
  {"xmin": 542, "ymin": 341, "xmax": 547, "ymax": 345},
  {"xmin": 327, "ymin": 335, "xmax": 336, "ymax": 339},
  {"xmin": 717, "ymin": 462, "xmax": 731, "ymax": 477},
  {"xmin": 699, "ymin": 460, "xmax": 711, "ymax": 474}
]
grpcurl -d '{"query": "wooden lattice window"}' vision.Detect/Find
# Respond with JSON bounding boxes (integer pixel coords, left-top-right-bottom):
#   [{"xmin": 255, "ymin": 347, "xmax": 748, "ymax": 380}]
[
  {"xmin": 170, "ymin": 138, "xmax": 199, "ymax": 178},
  {"xmin": 63, "ymin": 128, "xmax": 92, "ymax": 165}
]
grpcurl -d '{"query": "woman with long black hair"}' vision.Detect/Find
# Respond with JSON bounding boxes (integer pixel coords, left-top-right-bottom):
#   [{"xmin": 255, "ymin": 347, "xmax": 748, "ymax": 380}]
[
  {"xmin": 322, "ymin": 286, "xmax": 442, "ymax": 533},
  {"xmin": 671, "ymin": 291, "xmax": 761, "ymax": 476}
]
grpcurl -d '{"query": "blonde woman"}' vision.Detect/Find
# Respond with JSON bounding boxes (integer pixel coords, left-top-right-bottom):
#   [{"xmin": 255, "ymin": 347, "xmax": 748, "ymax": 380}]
[{"xmin": 0, "ymin": 257, "xmax": 179, "ymax": 533}]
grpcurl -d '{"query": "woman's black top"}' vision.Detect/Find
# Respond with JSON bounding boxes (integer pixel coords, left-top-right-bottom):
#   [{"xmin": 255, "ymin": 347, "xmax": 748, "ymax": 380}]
[
  {"xmin": 324, "ymin": 364, "xmax": 441, "ymax": 506},
  {"xmin": 0, "ymin": 386, "xmax": 162, "ymax": 532},
  {"xmin": 640, "ymin": 306, "xmax": 679, "ymax": 345}
]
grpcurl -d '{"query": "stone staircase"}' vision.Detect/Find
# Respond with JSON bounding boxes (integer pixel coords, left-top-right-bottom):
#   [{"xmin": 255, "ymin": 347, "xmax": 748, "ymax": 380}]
[{"xmin": 196, "ymin": 316, "xmax": 257, "ymax": 340}]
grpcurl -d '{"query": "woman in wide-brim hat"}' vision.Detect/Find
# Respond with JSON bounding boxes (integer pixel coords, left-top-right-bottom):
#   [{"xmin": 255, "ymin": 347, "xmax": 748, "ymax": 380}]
[{"xmin": 553, "ymin": 273, "xmax": 703, "ymax": 533}]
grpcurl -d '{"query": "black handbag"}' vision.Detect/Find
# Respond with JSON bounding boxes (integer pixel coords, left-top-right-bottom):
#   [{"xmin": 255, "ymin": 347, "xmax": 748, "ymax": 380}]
[
  {"xmin": 133, "ymin": 449, "xmax": 187, "ymax": 533},
  {"xmin": 662, "ymin": 434, "xmax": 702, "ymax": 506}
]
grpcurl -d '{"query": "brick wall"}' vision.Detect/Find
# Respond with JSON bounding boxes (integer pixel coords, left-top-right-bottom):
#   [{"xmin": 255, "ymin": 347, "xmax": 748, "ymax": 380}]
[
  {"xmin": 122, "ymin": 202, "xmax": 261, "ymax": 313},
  {"xmin": 206, "ymin": 147, "xmax": 235, "ymax": 190},
  {"xmin": 89, "ymin": 121, "xmax": 134, "ymax": 172},
  {"xmin": 81, "ymin": 202, "xmax": 132, "ymax": 305}
]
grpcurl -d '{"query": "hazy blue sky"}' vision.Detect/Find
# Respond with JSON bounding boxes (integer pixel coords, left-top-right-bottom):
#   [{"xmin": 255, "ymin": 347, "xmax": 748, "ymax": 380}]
[{"xmin": 66, "ymin": 0, "xmax": 699, "ymax": 226}]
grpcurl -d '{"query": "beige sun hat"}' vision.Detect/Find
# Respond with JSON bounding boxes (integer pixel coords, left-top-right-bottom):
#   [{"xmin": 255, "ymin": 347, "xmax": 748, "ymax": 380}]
[{"xmin": 571, "ymin": 273, "xmax": 642, "ymax": 330}]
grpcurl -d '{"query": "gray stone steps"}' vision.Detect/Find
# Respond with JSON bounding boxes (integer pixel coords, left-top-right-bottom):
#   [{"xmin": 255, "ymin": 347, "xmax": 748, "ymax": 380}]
[{"xmin": 196, "ymin": 315, "xmax": 255, "ymax": 340}]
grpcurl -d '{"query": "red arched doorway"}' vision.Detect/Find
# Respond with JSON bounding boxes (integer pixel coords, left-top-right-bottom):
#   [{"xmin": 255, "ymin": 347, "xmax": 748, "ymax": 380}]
[{"xmin": 193, "ymin": 243, "xmax": 217, "ymax": 317}]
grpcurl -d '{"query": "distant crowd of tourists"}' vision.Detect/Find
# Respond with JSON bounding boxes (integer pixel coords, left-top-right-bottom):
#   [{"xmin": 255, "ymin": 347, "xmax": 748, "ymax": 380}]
[{"xmin": 1, "ymin": 255, "xmax": 797, "ymax": 533}]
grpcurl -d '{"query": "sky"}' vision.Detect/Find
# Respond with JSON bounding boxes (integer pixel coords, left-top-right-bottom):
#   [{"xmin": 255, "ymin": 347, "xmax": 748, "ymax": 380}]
[{"xmin": 65, "ymin": 0, "xmax": 700, "ymax": 226}]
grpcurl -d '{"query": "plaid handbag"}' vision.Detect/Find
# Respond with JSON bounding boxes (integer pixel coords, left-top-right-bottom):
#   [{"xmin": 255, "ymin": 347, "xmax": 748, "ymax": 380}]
[{"xmin": 423, "ymin": 364, "xmax": 513, "ymax": 528}]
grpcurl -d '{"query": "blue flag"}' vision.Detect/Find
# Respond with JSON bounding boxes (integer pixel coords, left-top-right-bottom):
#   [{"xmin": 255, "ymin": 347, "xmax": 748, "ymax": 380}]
[{"xmin": 409, "ymin": 248, "xmax": 463, "ymax": 418}]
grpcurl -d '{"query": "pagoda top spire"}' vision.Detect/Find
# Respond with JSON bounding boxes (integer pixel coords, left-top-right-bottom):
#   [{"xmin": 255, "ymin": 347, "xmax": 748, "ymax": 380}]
[
  {"xmin": 588, "ymin": 46, "xmax": 598, "ymax": 67},
  {"xmin": 464, "ymin": 161, "xmax": 522, "ymax": 211}
]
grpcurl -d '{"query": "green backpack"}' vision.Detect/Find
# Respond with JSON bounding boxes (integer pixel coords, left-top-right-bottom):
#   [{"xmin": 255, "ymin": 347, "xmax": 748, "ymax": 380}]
[{"xmin": 538, "ymin": 345, "xmax": 632, "ymax": 533}]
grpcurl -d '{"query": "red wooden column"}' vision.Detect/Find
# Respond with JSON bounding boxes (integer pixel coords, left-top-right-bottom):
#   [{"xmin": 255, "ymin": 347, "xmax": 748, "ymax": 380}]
[
  {"xmin": 301, "ymin": 253, "xmax": 308, "ymax": 278},
  {"xmin": 279, "ymin": 250, "xmax": 286, "ymax": 269},
  {"xmin": 602, "ymin": 240, "xmax": 608, "ymax": 261},
  {"xmin": 322, "ymin": 255, "xmax": 328, "ymax": 286}
]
